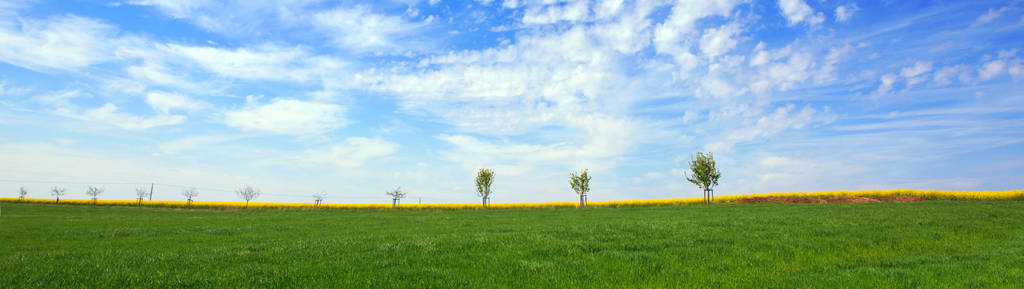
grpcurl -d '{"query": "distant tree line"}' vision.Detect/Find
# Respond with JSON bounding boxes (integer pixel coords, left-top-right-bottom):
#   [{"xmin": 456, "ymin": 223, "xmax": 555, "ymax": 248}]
[{"xmin": 8, "ymin": 151, "xmax": 722, "ymax": 209}]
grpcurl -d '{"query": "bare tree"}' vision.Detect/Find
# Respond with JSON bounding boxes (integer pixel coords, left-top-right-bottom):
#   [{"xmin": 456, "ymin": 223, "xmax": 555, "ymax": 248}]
[
  {"xmin": 236, "ymin": 185, "xmax": 261, "ymax": 209},
  {"xmin": 18, "ymin": 187, "xmax": 28, "ymax": 201},
  {"xmin": 312, "ymin": 192, "xmax": 326, "ymax": 208},
  {"xmin": 475, "ymin": 168, "xmax": 495, "ymax": 209},
  {"xmin": 51, "ymin": 186, "xmax": 66, "ymax": 204},
  {"xmin": 685, "ymin": 152, "xmax": 722, "ymax": 205},
  {"xmin": 135, "ymin": 187, "xmax": 148, "ymax": 207},
  {"xmin": 570, "ymin": 169, "xmax": 592, "ymax": 208},
  {"xmin": 86, "ymin": 185, "xmax": 105, "ymax": 205},
  {"xmin": 182, "ymin": 187, "xmax": 199, "ymax": 208},
  {"xmin": 386, "ymin": 187, "xmax": 406, "ymax": 209}
]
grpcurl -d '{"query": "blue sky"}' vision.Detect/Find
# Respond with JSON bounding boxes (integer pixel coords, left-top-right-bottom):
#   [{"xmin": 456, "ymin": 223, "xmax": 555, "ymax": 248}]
[{"xmin": 1, "ymin": 0, "xmax": 1022, "ymax": 203}]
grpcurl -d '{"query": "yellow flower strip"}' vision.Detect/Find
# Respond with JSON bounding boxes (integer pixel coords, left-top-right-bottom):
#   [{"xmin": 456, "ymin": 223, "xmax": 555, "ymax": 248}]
[{"xmin": 2, "ymin": 189, "xmax": 1021, "ymax": 209}]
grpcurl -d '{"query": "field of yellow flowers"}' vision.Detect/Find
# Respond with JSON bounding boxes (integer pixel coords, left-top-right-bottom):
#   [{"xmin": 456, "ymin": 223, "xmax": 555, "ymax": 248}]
[{"xmin": 2, "ymin": 189, "xmax": 1021, "ymax": 210}]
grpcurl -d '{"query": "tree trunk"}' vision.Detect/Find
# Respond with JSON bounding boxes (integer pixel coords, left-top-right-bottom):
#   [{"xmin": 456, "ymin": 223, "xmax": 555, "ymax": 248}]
[
  {"xmin": 245, "ymin": 201, "xmax": 249, "ymax": 209},
  {"xmin": 579, "ymin": 195, "xmax": 584, "ymax": 208},
  {"xmin": 482, "ymin": 197, "xmax": 487, "ymax": 209},
  {"xmin": 392, "ymin": 198, "xmax": 397, "ymax": 209}
]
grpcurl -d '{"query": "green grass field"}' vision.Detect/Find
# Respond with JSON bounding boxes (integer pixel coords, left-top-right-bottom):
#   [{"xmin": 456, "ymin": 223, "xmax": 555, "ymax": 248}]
[{"xmin": 2, "ymin": 201, "xmax": 1023, "ymax": 288}]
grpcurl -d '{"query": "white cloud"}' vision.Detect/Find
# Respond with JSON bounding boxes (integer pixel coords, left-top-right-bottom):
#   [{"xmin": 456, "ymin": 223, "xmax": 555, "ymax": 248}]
[
  {"xmin": 159, "ymin": 44, "xmax": 342, "ymax": 82},
  {"xmin": 933, "ymin": 65, "xmax": 971, "ymax": 86},
  {"xmin": 749, "ymin": 52, "xmax": 813, "ymax": 94},
  {"xmin": 312, "ymin": 6, "xmax": 431, "ymax": 54},
  {"xmin": 124, "ymin": 62, "xmax": 205, "ymax": 92},
  {"xmin": 749, "ymin": 43, "xmax": 792, "ymax": 67},
  {"xmin": 224, "ymin": 97, "xmax": 347, "ymax": 135},
  {"xmin": 699, "ymin": 23, "xmax": 741, "ymax": 60},
  {"xmin": 370, "ymin": 26, "xmax": 631, "ymax": 135},
  {"xmin": 1010, "ymin": 61, "xmax": 1023, "ymax": 79},
  {"xmin": 127, "ymin": 0, "xmax": 206, "ymax": 18},
  {"xmin": 62, "ymin": 103, "xmax": 186, "ymax": 130},
  {"xmin": 978, "ymin": 59, "xmax": 1006, "ymax": 80},
  {"xmin": 590, "ymin": 7, "xmax": 652, "ymax": 54},
  {"xmin": 35, "ymin": 90, "xmax": 187, "ymax": 130},
  {"xmin": 257, "ymin": 137, "xmax": 399, "ymax": 168},
  {"xmin": 502, "ymin": 0, "xmax": 519, "ymax": 9},
  {"xmin": 815, "ymin": 44, "xmax": 854, "ymax": 83},
  {"xmin": 145, "ymin": 91, "xmax": 207, "ymax": 114},
  {"xmin": 835, "ymin": 4, "xmax": 859, "ymax": 22},
  {"xmin": 436, "ymin": 122, "xmax": 630, "ymax": 176},
  {"xmin": 728, "ymin": 154, "xmax": 866, "ymax": 193},
  {"xmin": 778, "ymin": 0, "xmax": 824, "ymax": 26},
  {"xmin": 653, "ymin": 0, "xmax": 741, "ymax": 73},
  {"xmin": 0, "ymin": 15, "xmax": 127, "ymax": 70},
  {"xmin": 0, "ymin": 79, "xmax": 30, "ymax": 96},
  {"xmin": 521, "ymin": 0, "xmax": 590, "ymax": 24},
  {"xmin": 158, "ymin": 134, "xmax": 240, "ymax": 154},
  {"xmin": 900, "ymin": 61, "xmax": 932, "ymax": 88},
  {"xmin": 706, "ymin": 104, "xmax": 830, "ymax": 152},
  {"xmin": 594, "ymin": 0, "xmax": 624, "ymax": 19},
  {"xmin": 876, "ymin": 73, "xmax": 898, "ymax": 94},
  {"xmin": 975, "ymin": 6, "xmax": 1010, "ymax": 25},
  {"xmin": 126, "ymin": 0, "xmax": 323, "ymax": 35},
  {"xmin": 366, "ymin": 23, "xmax": 671, "ymax": 181}
]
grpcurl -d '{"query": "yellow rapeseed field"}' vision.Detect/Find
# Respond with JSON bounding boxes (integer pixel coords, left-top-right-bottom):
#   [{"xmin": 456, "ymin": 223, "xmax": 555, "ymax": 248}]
[{"xmin": 2, "ymin": 189, "xmax": 1021, "ymax": 209}]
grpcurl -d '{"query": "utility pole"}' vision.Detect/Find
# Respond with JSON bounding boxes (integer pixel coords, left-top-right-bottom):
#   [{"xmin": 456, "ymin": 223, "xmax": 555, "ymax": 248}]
[{"xmin": 149, "ymin": 183, "xmax": 154, "ymax": 201}]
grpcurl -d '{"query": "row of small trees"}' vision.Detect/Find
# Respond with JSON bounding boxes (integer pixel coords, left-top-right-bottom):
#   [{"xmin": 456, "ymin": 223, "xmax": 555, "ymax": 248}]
[
  {"xmin": 14, "ymin": 184, "xmax": 264, "ymax": 209},
  {"xmin": 12, "ymin": 152, "xmax": 722, "ymax": 208},
  {"xmin": 384, "ymin": 151, "xmax": 720, "ymax": 209}
]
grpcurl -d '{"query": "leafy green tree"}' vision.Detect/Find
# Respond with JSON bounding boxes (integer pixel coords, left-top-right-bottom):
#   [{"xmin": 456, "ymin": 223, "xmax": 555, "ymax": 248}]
[
  {"xmin": 569, "ymin": 169, "xmax": 591, "ymax": 208},
  {"xmin": 685, "ymin": 152, "xmax": 722, "ymax": 205},
  {"xmin": 475, "ymin": 168, "xmax": 494, "ymax": 209}
]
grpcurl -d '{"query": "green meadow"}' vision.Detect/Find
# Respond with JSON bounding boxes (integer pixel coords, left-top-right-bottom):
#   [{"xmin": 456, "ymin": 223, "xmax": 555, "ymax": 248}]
[{"xmin": 1, "ymin": 201, "xmax": 1022, "ymax": 288}]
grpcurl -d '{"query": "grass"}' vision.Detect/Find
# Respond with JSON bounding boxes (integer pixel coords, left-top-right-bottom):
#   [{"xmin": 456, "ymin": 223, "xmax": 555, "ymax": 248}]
[{"xmin": 1, "ymin": 201, "xmax": 1023, "ymax": 288}]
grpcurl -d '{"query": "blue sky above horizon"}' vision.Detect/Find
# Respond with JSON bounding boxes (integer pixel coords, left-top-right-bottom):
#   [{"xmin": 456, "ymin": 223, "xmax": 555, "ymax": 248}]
[{"xmin": 1, "ymin": 0, "xmax": 1022, "ymax": 203}]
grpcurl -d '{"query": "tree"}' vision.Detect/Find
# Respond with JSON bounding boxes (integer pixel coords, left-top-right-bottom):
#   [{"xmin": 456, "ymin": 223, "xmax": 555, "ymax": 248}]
[
  {"xmin": 135, "ymin": 187, "xmax": 148, "ymax": 207},
  {"xmin": 475, "ymin": 168, "xmax": 495, "ymax": 209},
  {"xmin": 312, "ymin": 192, "xmax": 326, "ymax": 208},
  {"xmin": 51, "ymin": 186, "xmax": 66, "ymax": 204},
  {"xmin": 86, "ymin": 185, "xmax": 105, "ymax": 205},
  {"xmin": 182, "ymin": 187, "xmax": 199, "ymax": 208},
  {"xmin": 569, "ymin": 169, "xmax": 591, "ymax": 208},
  {"xmin": 18, "ymin": 187, "xmax": 27, "ymax": 201},
  {"xmin": 236, "ymin": 185, "xmax": 261, "ymax": 209},
  {"xmin": 386, "ymin": 187, "xmax": 406, "ymax": 209},
  {"xmin": 685, "ymin": 152, "xmax": 722, "ymax": 205}
]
